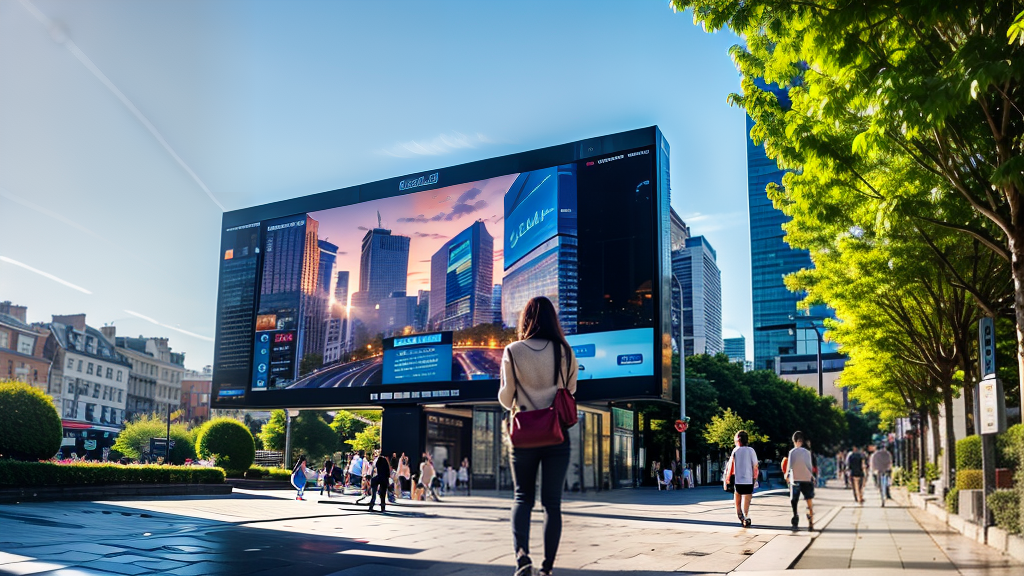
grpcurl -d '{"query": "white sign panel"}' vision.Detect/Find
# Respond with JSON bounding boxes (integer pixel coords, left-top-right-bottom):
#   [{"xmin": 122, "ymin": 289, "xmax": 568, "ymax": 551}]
[{"xmin": 977, "ymin": 375, "xmax": 1007, "ymax": 435}]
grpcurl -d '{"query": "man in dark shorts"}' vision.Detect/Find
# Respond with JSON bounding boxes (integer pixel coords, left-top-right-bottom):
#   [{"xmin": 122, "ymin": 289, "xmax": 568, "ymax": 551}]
[
  {"xmin": 846, "ymin": 445, "xmax": 867, "ymax": 504},
  {"xmin": 786, "ymin": 431, "xmax": 816, "ymax": 529}
]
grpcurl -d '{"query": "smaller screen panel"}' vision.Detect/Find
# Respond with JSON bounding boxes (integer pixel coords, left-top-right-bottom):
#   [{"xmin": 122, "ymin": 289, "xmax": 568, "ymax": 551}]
[{"xmin": 382, "ymin": 332, "xmax": 454, "ymax": 384}]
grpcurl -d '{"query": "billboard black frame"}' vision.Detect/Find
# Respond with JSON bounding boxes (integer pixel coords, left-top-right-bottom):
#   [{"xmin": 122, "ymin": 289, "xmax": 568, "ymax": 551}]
[{"xmin": 212, "ymin": 126, "xmax": 672, "ymax": 409}]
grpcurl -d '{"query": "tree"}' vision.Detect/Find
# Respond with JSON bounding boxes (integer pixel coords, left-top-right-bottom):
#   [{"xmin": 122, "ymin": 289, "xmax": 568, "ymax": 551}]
[
  {"xmin": 329, "ymin": 410, "xmax": 367, "ymax": 449},
  {"xmin": 112, "ymin": 414, "xmax": 196, "ymax": 464},
  {"xmin": 347, "ymin": 424, "xmax": 381, "ymax": 453},
  {"xmin": 703, "ymin": 408, "xmax": 767, "ymax": 452},
  {"xmin": 290, "ymin": 411, "xmax": 338, "ymax": 463},
  {"xmin": 672, "ymin": 0, "xmax": 1024, "ymax": 418},
  {"xmin": 259, "ymin": 410, "xmax": 287, "ymax": 451}
]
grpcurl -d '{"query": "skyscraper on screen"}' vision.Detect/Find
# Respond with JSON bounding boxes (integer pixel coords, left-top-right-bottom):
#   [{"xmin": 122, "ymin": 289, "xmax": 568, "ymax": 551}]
[{"xmin": 429, "ymin": 220, "xmax": 494, "ymax": 332}]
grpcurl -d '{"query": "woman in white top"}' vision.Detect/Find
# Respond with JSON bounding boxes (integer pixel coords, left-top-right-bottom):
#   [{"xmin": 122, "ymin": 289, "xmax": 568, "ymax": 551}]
[
  {"xmin": 498, "ymin": 296, "xmax": 578, "ymax": 576},
  {"xmin": 723, "ymin": 430, "xmax": 759, "ymax": 527}
]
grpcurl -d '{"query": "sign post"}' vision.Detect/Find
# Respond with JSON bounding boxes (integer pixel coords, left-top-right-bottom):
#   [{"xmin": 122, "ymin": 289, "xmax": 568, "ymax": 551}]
[{"xmin": 976, "ymin": 317, "xmax": 1005, "ymax": 527}]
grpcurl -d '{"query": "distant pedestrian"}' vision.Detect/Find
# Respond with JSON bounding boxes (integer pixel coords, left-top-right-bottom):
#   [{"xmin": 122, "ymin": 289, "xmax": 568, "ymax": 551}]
[
  {"xmin": 724, "ymin": 430, "xmax": 758, "ymax": 527},
  {"xmin": 682, "ymin": 466, "xmax": 694, "ymax": 489},
  {"xmin": 348, "ymin": 450, "xmax": 365, "ymax": 492},
  {"xmin": 846, "ymin": 445, "xmax": 867, "ymax": 504},
  {"xmin": 368, "ymin": 449, "xmax": 391, "ymax": 513},
  {"xmin": 291, "ymin": 455, "xmax": 309, "ymax": 501},
  {"xmin": 498, "ymin": 296, "xmax": 578, "ymax": 576},
  {"xmin": 444, "ymin": 463, "xmax": 457, "ymax": 495},
  {"xmin": 419, "ymin": 453, "xmax": 439, "ymax": 502},
  {"xmin": 320, "ymin": 459, "xmax": 337, "ymax": 497},
  {"xmin": 786, "ymin": 431, "xmax": 816, "ymax": 530},
  {"xmin": 458, "ymin": 457, "xmax": 470, "ymax": 492},
  {"xmin": 397, "ymin": 453, "xmax": 412, "ymax": 498},
  {"xmin": 870, "ymin": 444, "xmax": 893, "ymax": 506}
]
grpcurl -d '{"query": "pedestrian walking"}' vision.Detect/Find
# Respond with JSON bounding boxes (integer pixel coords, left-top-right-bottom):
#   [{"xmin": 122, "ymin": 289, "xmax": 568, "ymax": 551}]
[
  {"xmin": 498, "ymin": 296, "xmax": 578, "ymax": 576},
  {"xmin": 846, "ymin": 445, "xmax": 867, "ymax": 504},
  {"xmin": 458, "ymin": 457, "xmax": 470, "ymax": 493},
  {"xmin": 368, "ymin": 449, "xmax": 392, "ymax": 513},
  {"xmin": 418, "ymin": 453, "xmax": 439, "ymax": 502},
  {"xmin": 397, "ymin": 453, "xmax": 412, "ymax": 498},
  {"xmin": 291, "ymin": 455, "xmax": 309, "ymax": 501},
  {"xmin": 786, "ymin": 431, "xmax": 816, "ymax": 530},
  {"xmin": 348, "ymin": 450, "xmax": 365, "ymax": 493},
  {"xmin": 723, "ymin": 430, "xmax": 758, "ymax": 527},
  {"xmin": 320, "ymin": 459, "xmax": 337, "ymax": 497},
  {"xmin": 870, "ymin": 443, "xmax": 893, "ymax": 506},
  {"xmin": 682, "ymin": 466, "xmax": 694, "ymax": 489}
]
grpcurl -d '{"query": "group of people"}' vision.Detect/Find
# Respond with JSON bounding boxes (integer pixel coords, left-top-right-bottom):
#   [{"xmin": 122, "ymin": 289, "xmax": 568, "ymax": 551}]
[
  {"xmin": 721, "ymin": 430, "xmax": 818, "ymax": 529},
  {"xmin": 838, "ymin": 444, "xmax": 893, "ymax": 506},
  {"xmin": 652, "ymin": 460, "xmax": 695, "ymax": 489}
]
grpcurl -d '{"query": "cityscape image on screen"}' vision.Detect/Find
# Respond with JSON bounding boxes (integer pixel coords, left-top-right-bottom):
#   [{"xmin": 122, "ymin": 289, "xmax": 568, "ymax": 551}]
[{"xmin": 213, "ymin": 142, "xmax": 660, "ymax": 404}]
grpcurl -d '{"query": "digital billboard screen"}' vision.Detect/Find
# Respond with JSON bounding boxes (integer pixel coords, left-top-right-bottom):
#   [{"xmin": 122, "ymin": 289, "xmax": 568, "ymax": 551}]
[{"xmin": 212, "ymin": 127, "xmax": 671, "ymax": 408}]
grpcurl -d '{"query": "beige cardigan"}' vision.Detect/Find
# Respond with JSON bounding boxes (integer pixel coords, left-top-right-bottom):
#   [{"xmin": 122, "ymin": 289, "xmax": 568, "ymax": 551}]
[{"xmin": 498, "ymin": 338, "xmax": 578, "ymax": 412}]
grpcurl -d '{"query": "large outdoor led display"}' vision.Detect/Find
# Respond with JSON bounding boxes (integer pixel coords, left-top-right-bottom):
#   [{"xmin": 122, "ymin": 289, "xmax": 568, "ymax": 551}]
[{"xmin": 212, "ymin": 127, "xmax": 673, "ymax": 408}]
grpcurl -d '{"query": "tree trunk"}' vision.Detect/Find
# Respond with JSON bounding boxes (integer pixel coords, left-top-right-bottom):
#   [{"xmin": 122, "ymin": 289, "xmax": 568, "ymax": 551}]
[
  {"xmin": 942, "ymin": 384, "xmax": 956, "ymax": 490},
  {"xmin": 1009, "ymin": 232, "xmax": 1024, "ymax": 420},
  {"xmin": 930, "ymin": 410, "xmax": 941, "ymax": 468}
]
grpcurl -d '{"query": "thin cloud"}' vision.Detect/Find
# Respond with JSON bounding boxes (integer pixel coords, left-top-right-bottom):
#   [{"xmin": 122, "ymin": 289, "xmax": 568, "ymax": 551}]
[
  {"xmin": 679, "ymin": 211, "xmax": 744, "ymax": 234},
  {"xmin": 357, "ymin": 226, "xmax": 369, "ymax": 231},
  {"xmin": 0, "ymin": 255, "xmax": 92, "ymax": 294},
  {"xmin": 414, "ymin": 232, "xmax": 448, "ymax": 240},
  {"xmin": 17, "ymin": 0, "xmax": 225, "ymax": 212},
  {"xmin": 445, "ymin": 199, "xmax": 487, "ymax": 221},
  {"xmin": 456, "ymin": 188, "xmax": 482, "ymax": 204},
  {"xmin": 379, "ymin": 132, "xmax": 494, "ymax": 158},
  {"xmin": 123, "ymin": 310, "xmax": 214, "ymax": 342}
]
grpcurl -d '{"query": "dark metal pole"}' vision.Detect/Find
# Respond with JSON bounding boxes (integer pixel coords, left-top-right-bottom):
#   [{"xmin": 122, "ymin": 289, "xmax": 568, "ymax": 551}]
[
  {"xmin": 166, "ymin": 402, "xmax": 171, "ymax": 464},
  {"xmin": 816, "ymin": 328, "xmax": 823, "ymax": 397}
]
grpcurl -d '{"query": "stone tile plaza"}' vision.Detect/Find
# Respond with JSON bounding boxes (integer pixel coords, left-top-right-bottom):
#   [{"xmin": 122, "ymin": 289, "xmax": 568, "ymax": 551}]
[{"xmin": 2, "ymin": 2, "xmax": 1024, "ymax": 576}]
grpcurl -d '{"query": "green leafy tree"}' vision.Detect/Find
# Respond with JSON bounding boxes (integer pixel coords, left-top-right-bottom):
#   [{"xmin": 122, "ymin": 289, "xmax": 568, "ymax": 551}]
[
  {"xmin": 0, "ymin": 380, "xmax": 62, "ymax": 461},
  {"xmin": 673, "ymin": 0, "xmax": 1024, "ymax": 419},
  {"xmin": 347, "ymin": 424, "xmax": 381, "ymax": 453},
  {"xmin": 290, "ymin": 411, "xmax": 338, "ymax": 463},
  {"xmin": 329, "ymin": 410, "xmax": 367, "ymax": 448},
  {"xmin": 259, "ymin": 410, "xmax": 287, "ymax": 451},
  {"xmin": 703, "ymin": 408, "xmax": 767, "ymax": 451},
  {"xmin": 112, "ymin": 414, "xmax": 196, "ymax": 464}
]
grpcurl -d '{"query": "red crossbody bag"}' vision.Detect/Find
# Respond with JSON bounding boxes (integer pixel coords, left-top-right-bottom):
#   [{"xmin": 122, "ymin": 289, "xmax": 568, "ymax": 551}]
[{"xmin": 506, "ymin": 344, "xmax": 577, "ymax": 449}]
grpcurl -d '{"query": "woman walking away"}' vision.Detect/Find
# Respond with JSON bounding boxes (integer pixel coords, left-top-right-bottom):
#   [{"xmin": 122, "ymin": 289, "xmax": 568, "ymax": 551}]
[
  {"xmin": 368, "ymin": 450, "xmax": 392, "ymax": 513},
  {"xmin": 291, "ymin": 455, "xmax": 309, "ymax": 501},
  {"xmin": 499, "ymin": 296, "xmax": 578, "ymax": 576},
  {"xmin": 724, "ymin": 431, "xmax": 758, "ymax": 527},
  {"xmin": 320, "ymin": 459, "xmax": 336, "ymax": 497}
]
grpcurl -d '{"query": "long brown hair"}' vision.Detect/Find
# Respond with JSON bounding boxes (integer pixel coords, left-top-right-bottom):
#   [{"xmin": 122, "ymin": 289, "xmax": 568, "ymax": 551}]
[{"xmin": 518, "ymin": 296, "xmax": 571, "ymax": 386}]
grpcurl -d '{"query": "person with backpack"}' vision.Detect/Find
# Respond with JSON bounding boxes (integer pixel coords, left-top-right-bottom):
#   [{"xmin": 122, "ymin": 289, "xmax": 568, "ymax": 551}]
[
  {"xmin": 498, "ymin": 296, "xmax": 578, "ymax": 576},
  {"xmin": 723, "ymin": 430, "xmax": 759, "ymax": 527},
  {"xmin": 846, "ymin": 445, "xmax": 867, "ymax": 504}
]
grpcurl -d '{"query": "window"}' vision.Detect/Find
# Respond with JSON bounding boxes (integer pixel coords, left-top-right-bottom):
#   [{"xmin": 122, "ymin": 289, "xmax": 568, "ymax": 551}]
[
  {"xmin": 87, "ymin": 363, "xmax": 93, "ymax": 375},
  {"xmin": 92, "ymin": 384, "xmax": 100, "ymax": 398},
  {"xmin": 102, "ymin": 387, "xmax": 108, "ymax": 401},
  {"xmin": 118, "ymin": 390, "xmax": 123, "ymax": 403},
  {"xmin": 85, "ymin": 403, "xmax": 95, "ymax": 422},
  {"xmin": 17, "ymin": 334, "xmax": 35, "ymax": 355},
  {"xmin": 117, "ymin": 370, "xmax": 123, "ymax": 382},
  {"xmin": 0, "ymin": 331, "xmax": 8, "ymax": 348},
  {"xmin": 77, "ymin": 360, "xmax": 83, "ymax": 372},
  {"xmin": 67, "ymin": 381, "xmax": 74, "ymax": 394},
  {"xmin": 67, "ymin": 358, "xmax": 74, "ymax": 369},
  {"xmin": 106, "ymin": 367, "xmax": 113, "ymax": 379}
]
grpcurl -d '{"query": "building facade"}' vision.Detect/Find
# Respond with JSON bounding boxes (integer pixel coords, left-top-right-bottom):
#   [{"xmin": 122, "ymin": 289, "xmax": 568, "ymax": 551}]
[
  {"xmin": 358, "ymin": 227, "xmax": 411, "ymax": 306},
  {"xmin": 0, "ymin": 301, "xmax": 51, "ymax": 388},
  {"xmin": 112, "ymin": 329, "xmax": 186, "ymax": 418},
  {"xmin": 724, "ymin": 336, "xmax": 746, "ymax": 363},
  {"xmin": 673, "ymin": 236, "xmax": 723, "ymax": 357},
  {"xmin": 181, "ymin": 367, "xmax": 213, "ymax": 425},
  {"xmin": 429, "ymin": 221, "xmax": 494, "ymax": 332}
]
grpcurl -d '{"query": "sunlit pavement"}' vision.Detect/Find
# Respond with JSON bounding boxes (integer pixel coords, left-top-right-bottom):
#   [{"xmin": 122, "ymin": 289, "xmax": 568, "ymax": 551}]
[{"xmin": 0, "ymin": 481, "xmax": 1017, "ymax": 575}]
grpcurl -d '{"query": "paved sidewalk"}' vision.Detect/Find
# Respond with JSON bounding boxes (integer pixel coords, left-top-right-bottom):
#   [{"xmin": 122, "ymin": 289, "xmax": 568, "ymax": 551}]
[{"xmin": 790, "ymin": 479, "xmax": 1021, "ymax": 576}]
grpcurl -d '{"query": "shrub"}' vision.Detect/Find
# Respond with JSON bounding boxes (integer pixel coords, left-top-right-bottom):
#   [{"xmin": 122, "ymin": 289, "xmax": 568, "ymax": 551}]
[
  {"xmin": 0, "ymin": 380, "xmax": 63, "ymax": 461},
  {"xmin": 111, "ymin": 415, "xmax": 196, "ymax": 465},
  {"xmin": 998, "ymin": 423, "xmax": 1024, "ymax": 470},
  {"xmin": 0, "ymin": 460, "xmax": 224, "ymax": 486},
  {"xmin": 988, "ymin": 489, "xmax": 1021, "ymax": 534},
  {"xmin": 956, "ymin": 435, "xmax": 982, "ymax": 471},
  {"xmin": 957, "ymin": 469, "xmax": 983, "ymax": 490},
  {"xmin": 947, "ymin": 486, "xmax": 960, "ymax": 513},
  {"xmin": 195, "ymin": 418, "xmax": 255, "ymax": 476},
  {"xmin": 245, "ymin": 465, "xmax": 292, "ymax": 481}
]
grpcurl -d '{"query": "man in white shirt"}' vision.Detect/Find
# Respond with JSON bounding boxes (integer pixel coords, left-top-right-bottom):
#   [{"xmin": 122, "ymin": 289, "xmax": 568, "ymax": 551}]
[
  {"xmin": 348, "ymin": 450, "xmax": 365, "ymax": 490},
  {"xmin": 786, "ymin": 431, "xmax": 815, "ymax": 530},
  {"xmin": 870, "ymin": 444, "xmax": 894, "ymax": 506}
]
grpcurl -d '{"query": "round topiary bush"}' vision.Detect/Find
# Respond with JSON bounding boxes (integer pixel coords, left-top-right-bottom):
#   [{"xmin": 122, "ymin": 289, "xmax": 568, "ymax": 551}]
[
  {"xmin": 195, "ymin": 418, "xmax": 255, "ymax": 475},
  {"xmin": 0, "ymin": 380, "xmax": 63, "ymax": 461}
]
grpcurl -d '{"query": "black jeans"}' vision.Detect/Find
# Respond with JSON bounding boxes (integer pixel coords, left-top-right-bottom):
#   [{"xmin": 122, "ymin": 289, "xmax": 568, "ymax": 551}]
[
  {"xmin": 511, "ymin": 435, "xmax": 571, "ymax": 571},
  {"xmin": 369, "ymin": 477, "xmax": 388, "ymax": 510}
]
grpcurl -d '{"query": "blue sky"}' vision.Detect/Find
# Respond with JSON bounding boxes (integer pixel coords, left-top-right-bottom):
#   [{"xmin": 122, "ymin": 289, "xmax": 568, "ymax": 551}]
[{"xmin": 0, "ymin": 0, "xmax": 751, "ymax": 370}]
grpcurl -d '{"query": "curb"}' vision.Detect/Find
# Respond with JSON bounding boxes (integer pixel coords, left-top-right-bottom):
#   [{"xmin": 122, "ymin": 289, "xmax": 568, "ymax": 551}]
[{"xmin": 0, "ymin": 483, "xmax": 232, "ymax": 503}]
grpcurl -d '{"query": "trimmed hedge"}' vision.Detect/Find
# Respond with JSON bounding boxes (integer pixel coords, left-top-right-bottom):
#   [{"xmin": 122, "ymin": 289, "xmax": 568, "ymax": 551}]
[
  {"xmin": 988, "ymin": 489, "xmax": 1021, "ymax": 534},
  {"xmin": 245, "ymin": 465, "xmax": 292, "ymax": 481},
  {"xmin": 956, "ymin": 436, "xmax": 982, "ymax": 471},
  {"xmin": 0, "ymin": 460, "xmax": 224, "ymax": 487},
  {"xmin": 0, "ymin": 380, "xmax": 62, "ymax": 461},
  {"xmin": 957, "ymin": 469, "xmax": 983, "ymax": 490},
  {"xmin": 998, "ymin": 423, "xmax": 1024, "ymax": 470},
  {"xmin": 195, "ymin": 418, "xmax": 255, "ymax": 476},
  {"xmin": 946, "ymin": 486, "xmax": 960, "ymax": 513}
]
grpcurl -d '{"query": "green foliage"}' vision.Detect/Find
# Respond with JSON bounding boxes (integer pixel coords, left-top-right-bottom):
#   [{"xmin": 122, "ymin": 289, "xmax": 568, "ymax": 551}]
[
  {"xmin": 702, "ymin": 408, "xmax": 767, "ymax": 451},
  {"xmin": 195, "ymin": 418, "xmax": 255, "ymax": 475},
  {"xmin": 845, "ymin": 409, "xmax": 881, "ymax": 448},
  {"xmin": 958, "ymin": 469, "xmax": 984, "ymax": 490},
  {"xmin": 0, "ymin": 380, "xmax": 62, "ymax": 461},
  {"xmin": 0, "ymin": 460, "xmax": 224, "ymax": 486},
  {"xmin": 290, "ymin": 411, "xmax": 338, "ymax": 463},
  {"xmin": 244, "ymin": 465, "xmax": 292, "ymax": 481},
  {"xmin": 988, "ymin": 489, "xmax": 1021, "ymax": 534},
  {"xmin": 947, "ymin": 486, "xmax": 961, "ymax": 514},
  {"xmin": 111, "ymin": 414, "xmax": 196, "ymax": 464},
  {"xmin": 957, "ymin": 436, "xmax": 983, "ymax": 471},
  {"xmin": 259, "ymin": 410, "xmax": 287, "ymax": 451},
  {"xmin": 347, "ymin": 424, "xmax": 381, "ymax": 453},
  {"xmin": 998, "ymin": 423, "xmax": 1024, "ymax": 470},
  {"xmin": 329, "ymin": 410, "xmax": 368, "ymax": 450},
  {"xmin": 892, "ymin": 466, "xmax": 909, "ymax": 488}
]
